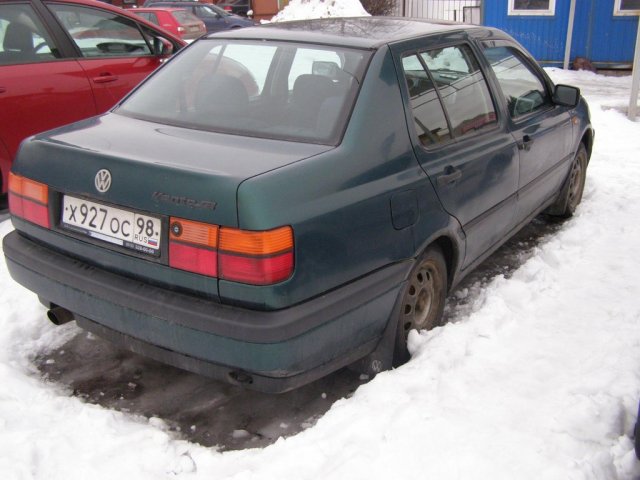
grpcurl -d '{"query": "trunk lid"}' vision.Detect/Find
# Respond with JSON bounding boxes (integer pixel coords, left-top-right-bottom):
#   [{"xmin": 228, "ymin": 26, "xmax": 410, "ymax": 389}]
[{"xmin": 17, "ymin": 113, "xmax": 331, "ymax": 226}]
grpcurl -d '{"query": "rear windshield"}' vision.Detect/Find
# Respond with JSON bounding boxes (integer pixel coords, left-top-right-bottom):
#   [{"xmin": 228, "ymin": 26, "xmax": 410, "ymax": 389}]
[
  {"xmin": 116, "ymin": 39, "xmax": 371, "ymax": 145},
  {"xmin": 171, "ymin": 10, "xmax": 200, "ymax": 24}
]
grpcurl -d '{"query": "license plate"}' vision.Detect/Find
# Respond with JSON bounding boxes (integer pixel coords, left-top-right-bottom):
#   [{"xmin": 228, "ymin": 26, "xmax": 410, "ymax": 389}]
[
  {"xmin": 190, "ymin": 26, "xmax": 200, "ymax": 32},
  {"xmin": 61, "ymin": 196, "xmax": 161, "ymax": 256}
]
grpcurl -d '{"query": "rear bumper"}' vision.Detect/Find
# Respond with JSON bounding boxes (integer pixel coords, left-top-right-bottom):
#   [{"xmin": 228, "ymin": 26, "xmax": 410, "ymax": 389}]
[{"xmin": 3, "ymin": 229, "xmax": 409, "ymax": 392}]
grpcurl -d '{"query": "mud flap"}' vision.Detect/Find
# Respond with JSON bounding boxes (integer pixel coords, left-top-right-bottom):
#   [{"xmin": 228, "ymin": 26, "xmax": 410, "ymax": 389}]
[{"xmin": 349, "ymin": 279, "xmax": 408, "ymax": 378}]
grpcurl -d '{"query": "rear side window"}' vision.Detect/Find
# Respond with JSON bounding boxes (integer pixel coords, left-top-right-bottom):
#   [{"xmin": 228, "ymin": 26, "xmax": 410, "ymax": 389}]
[
  {"xmin": 402, "ymin": 44, "xmax": 497, "ymax": 147},
  {"xmin": 0, "ymin": 3, "xmax": 58, "ymax": 65},
  {"xmin": 48, "ymin": 4, "xmax": 152, "ymax": 57},
  {"xmin": 402, "ymin": 54, "xmax": 451, "ymax": 146},
  {"xmin": 137, "ymin": 12, "xmax": 159, "ymax": 26},
  {"xmin": 483, "ymin": 45, "xmax": 549, "ymax": 118},
  {"xmin": 172, "ymin": 11, "xmax": 199, "ymax": 24}
]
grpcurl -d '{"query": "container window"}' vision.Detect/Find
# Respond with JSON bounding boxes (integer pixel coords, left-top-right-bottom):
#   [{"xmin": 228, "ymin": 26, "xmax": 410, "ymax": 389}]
[
  {"xmin": 508, "ymin": 0, "xmax": 556, "ymax": 16},
  {"xmin": 614, "ymin": 0, "xmax": 640, "ymax": 15}
]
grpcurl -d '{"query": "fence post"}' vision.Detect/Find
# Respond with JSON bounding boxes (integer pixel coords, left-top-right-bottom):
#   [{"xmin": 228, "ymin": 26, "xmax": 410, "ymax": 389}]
[
  {"xmin": 629, "ymin": 17, "xmax": 640, "ymax": 120},
  {"xmin": 563, "ymin": 0, "xmax": 577, "ymax": 70}
]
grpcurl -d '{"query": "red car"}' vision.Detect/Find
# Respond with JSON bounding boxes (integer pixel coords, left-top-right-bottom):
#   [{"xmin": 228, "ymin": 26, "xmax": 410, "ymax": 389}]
[
  {"xmin": 0, "ymin": 0, "xmax": 185, "ymax": 203},
  {"xmin": 133, "ymin": 7, "xmax": 206, "ymax": 41}
]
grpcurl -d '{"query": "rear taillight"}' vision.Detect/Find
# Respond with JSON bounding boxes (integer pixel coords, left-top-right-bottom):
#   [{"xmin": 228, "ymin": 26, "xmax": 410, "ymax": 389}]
[
  {"xmin": 8, "ymin": 172, "xmax": 50, "ymax": 228},
  {"xmin": 219, "ymin": 226, "xmax": 294, "ymax": 285},
  {"xmin": 169, "ymin": 218, "xmax": 218, "ymax": 277},
  {"xmin": 169, "ymin": 217, "xmax": 294, "ymax": 285}
]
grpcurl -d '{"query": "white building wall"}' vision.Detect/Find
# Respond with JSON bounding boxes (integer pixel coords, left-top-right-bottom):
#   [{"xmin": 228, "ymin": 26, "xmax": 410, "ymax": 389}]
[{"xmin": 393, "ymin": 0, "xmax": 482, "ymax": 24}]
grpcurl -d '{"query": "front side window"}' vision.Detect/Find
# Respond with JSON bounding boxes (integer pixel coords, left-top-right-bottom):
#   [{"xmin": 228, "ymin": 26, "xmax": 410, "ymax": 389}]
[
  {"xmin": 194, "ymin": 5, "xmax": 227, "ymax": 18},
  {"xmin": 47, "ymin": 4, "xmax": 152, "ymax": 57},
  {"xmin": 483, "ymin": 45, "xmax": 549, "ymax": 118},
  {"xmin": 0, "ymin": 4, "xmax": 58, "ymax": 65},
  {"xmin": 508, "ymin": 0, "xmax": 556, "ymax": 16},
  {"xmin": 614, "ymin": 0, "xmax": 640, "ymax": 15},
  {"xmin": 117, "ymin": 40, "xmax": 370, "ymax": 145}
]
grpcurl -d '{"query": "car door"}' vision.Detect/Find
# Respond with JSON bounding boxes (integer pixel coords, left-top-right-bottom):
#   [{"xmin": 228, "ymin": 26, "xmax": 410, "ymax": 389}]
[
  {"xmin": 0, "ymin": 2, "xmax": 96, "ymax": 166},
  {"xmin": 191, "ymin": 4, "xmax": 226, "ymax": 32},
  {"xmin": 394, "ymin": 41, "xmax": 519, "ymax": 269},
  {"xmin": 45, "ymin": 2, "xmax": 171, "ymax": 112},
  {"xmin": 481, "ymin": 42, "xmax": 574, "ymax": 220}
]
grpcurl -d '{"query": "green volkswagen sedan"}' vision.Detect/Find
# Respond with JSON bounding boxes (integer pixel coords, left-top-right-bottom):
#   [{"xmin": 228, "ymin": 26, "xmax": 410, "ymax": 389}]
[{"xmin": 3, "ymin": 17, "xmax": 593, "ymax": 392}]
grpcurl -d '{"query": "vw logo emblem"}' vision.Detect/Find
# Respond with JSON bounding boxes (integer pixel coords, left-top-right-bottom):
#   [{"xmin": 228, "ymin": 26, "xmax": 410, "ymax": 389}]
[{"xmin": 95, "ymin": 169, "xmax": 112, "ymax": 193}]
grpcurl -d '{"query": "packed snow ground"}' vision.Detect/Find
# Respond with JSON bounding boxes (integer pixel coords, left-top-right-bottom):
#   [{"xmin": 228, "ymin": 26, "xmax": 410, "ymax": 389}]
[{"xmin": 2, "ymin": 37, "xmax": 640, "ymax": 480}]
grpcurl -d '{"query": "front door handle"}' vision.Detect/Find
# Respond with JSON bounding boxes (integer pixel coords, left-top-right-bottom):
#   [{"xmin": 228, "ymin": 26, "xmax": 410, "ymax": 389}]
[
  {"xmin": 0, "ymin": 87, "xmax": 6, "ymax": 94},
  {"xmin": 437, "ymin": 166, "xmax": 462, "ymax": 186},
  {"xmin": 93, "ymin": 73, "xmax": 118, "ymax": 84},
  {"xmin": 518, "ymin": 134, "xmax": 534, "ymax": 151}
]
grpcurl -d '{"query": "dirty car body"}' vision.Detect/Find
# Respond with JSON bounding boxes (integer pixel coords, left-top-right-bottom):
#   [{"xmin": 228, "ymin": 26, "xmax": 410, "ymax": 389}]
[{"xmin": 3, "ymin": 18, "xmax": 593, "ymax": 392}]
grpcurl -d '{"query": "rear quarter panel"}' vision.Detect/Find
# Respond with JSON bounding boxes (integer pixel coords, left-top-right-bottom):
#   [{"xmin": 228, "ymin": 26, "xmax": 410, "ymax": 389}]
[{"xmin": 230, "ymin": 46, "xmax": 452, "ymax": 309}]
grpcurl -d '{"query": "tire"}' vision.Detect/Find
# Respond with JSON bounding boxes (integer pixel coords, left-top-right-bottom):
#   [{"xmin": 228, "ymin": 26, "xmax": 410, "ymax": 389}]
[
  {"xmin": 393, "ymin": 246, "xmax": 447, "ymax": 366},
  {"xmin": 548, "ymin": 143, "xmax": 588, "ymax": 218}
]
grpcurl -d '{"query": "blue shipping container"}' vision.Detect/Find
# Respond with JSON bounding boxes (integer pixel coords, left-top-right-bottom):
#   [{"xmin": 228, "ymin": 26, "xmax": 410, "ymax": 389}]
[{"xmin": 484, "ymin": 0, "xmax": 639, "ymax": 68}]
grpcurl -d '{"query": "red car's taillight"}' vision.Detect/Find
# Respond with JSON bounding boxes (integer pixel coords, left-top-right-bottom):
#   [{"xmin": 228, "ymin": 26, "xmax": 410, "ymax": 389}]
[
  {"xmin": 8, "ymin": 172, "xmax": 50, "ymax": 228},
  {"xmin": 169, "ymin": 217, "xmax": 294, "ymax": 285}
]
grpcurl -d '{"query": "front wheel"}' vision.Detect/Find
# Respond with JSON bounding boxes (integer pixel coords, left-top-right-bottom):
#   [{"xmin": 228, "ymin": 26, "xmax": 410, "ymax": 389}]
[
  {"xmin": 548, "ymin": 143, "xmax": 588, "ymax": 218},
  {"xmin": 394, "ymin": 246, "xmax": 447, "ymax": 365}
]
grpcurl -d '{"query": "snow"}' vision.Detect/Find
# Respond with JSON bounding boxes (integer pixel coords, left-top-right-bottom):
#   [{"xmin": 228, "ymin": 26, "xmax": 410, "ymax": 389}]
[
  {"xmin": 3, "ymin": 18, "xmax": 640, "ymax": 480},
  {"xmin": 270, "ymin": 0, "xmax": 369, "ymax": 22}
]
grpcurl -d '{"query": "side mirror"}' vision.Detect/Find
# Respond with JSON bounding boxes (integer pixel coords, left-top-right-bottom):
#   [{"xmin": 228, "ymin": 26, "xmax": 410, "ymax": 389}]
[
  {"xmin": 153, "ymin": 36, "xmax": 174, "ymax": 56},
  {"xmin": 553, "ymin": 84, "xmax": 580, "ymax": 108}
]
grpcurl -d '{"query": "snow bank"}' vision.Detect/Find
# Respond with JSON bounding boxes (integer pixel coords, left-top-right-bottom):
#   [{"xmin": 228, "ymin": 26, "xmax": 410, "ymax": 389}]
[{"xmin": 270, "ymin": 0, "xmax": 369, "ymax": 22}]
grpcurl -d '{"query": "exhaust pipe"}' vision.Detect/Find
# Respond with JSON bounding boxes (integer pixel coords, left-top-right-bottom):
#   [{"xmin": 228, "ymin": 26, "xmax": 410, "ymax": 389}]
[{"xmin": 47, "ymin": 306, "xmax": 74, "ymax": 326}]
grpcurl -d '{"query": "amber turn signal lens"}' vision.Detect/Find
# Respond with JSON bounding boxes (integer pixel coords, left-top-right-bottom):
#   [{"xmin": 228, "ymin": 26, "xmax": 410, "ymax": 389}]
[
  {"xmin": 169, "ymin": 217, "xmax": 218, "ymax": 248},
  {"xmin": 218, "ymin": 226, "xmax": 293, "ymax": 255},
  {"xmin": 9, "ymin": 172, "xmax": 48, "ymax": 205}
]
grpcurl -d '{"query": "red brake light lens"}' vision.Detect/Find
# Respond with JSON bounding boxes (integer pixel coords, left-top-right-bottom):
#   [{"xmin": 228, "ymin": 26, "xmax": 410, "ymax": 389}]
[
  {"xmin": 219, "ymin": 251, "xmax": 294, "ymax": 285},
  {"xmin": 169, "ymin": 217, "xmax": 218, "ymax": 276},
  {"xmin": 168, "ymin": 219, "xmax": 294, "ymax": 285}
]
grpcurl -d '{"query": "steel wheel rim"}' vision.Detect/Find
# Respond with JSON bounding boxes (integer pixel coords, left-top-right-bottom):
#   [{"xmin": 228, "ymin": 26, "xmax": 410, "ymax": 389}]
[
  {"xmin": 568, "ymin": 154, "xmax": 584, "ymax": 209},
  {"xmin": 402, "ymin": 261, "xmax": 438, "ymax": 335}
]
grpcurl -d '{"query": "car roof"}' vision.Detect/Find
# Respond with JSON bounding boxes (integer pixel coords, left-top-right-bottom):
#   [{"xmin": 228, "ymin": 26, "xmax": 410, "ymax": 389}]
[
  {"xmin": 208, "ymin": 16, "xmax": 495, "ymax": 49},
  {"xmin": 135, "ymin": 7, "xmax": 188, "ymax": 12}
]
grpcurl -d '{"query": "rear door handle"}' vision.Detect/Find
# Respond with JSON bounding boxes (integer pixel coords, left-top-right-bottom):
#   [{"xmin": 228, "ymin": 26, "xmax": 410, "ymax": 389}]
[
  {"xmin": 437, "ymin": 166, "xmax": 462, "ymax": 186},
  {"xmin": 92, "ymin": 74, "xmax": 118, "ymax": 84},
  {"xmin": 0, "ymin": 87, "xmax": 6, "ymax": 94},
  {"xmin": 518, "ymin": 134, "xmax": 534, "ymax": 151}
]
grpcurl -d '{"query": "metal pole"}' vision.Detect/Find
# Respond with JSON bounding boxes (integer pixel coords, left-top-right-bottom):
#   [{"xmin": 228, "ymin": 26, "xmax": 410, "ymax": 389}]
[
  {"xmin": 629, "ymin": 16, "xmax": 640, "ymax": 120},
  {"xmin": 563, "ymin": 0, "xmax": 577, "ymax": 70}
]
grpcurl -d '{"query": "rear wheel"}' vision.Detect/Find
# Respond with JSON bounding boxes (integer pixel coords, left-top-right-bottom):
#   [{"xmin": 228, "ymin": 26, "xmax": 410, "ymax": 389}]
[{"xmin": 394, "ymin": 246, "xmax": 447, "ymax": 365}]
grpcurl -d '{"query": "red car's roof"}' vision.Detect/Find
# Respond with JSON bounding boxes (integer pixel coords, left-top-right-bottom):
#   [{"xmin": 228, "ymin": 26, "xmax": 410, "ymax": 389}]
[{"xmin": 134, "ymin": 7, "xmax": 191, "ymax": 13}]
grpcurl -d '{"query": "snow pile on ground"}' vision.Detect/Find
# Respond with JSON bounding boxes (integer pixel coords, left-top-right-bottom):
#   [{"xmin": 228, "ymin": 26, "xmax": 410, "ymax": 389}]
[
  {"xmin": 270, "ymin": 0, "xmax": 369, "ymax": 22},
  {"xmin": 2, "ymin": 69, "xmax": 640, "ymax": 479}
]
